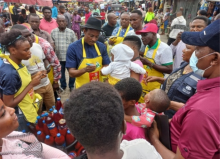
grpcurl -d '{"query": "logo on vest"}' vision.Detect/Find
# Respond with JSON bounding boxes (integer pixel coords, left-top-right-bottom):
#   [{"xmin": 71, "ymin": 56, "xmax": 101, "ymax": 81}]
[{"xmin": 186, "ymin": 86, "xmax": 192, "ymax": 91}]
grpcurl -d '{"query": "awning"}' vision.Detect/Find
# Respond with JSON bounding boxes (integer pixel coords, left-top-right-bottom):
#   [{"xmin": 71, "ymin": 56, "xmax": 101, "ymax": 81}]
[{"xmin": 3, "ymin": 0, "xmax": 53, "ymax": 7}]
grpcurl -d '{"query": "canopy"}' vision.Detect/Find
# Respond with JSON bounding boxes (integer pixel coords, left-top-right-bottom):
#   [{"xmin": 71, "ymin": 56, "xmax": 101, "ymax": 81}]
[{"xmin": 4, "ymin": 0, "xmax": 53, "ymax": 7}]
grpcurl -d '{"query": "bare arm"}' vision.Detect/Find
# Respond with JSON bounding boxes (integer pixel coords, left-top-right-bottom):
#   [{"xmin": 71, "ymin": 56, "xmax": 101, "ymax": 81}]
[
  {"xmin": 68, "ymin": 65, "xmax": 96, "ymax": 78},
  {"xmin": 140, "ymin": 57, "xmax": 173, "ymax": 74},
  {"xmin": 169, "ymin": 101, "xmax": 185, "ymax": 111},
  {"xmin": 3, "ymin": 74, "xmax": 42, "ymax": 108},
  {"xmin": 130, "ymin": 70, "xmax": 140, "ymax": 81},
  {"xmin": 148, "ymin": 121, "xmax": 185, "ymax": 159},
  {"xmin": 146, "ymin": 76, "xmax": 166, "ymax": 84}
]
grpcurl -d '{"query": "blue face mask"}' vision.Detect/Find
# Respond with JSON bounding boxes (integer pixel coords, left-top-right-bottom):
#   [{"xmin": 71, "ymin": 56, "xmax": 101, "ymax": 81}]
[{"xmin": 189, "ymin": 52, "xmax": 215, "ymax": 77}]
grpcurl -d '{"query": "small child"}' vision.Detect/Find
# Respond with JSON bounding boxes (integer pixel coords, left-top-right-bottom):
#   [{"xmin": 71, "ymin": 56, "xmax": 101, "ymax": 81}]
[
  {"xmin": 125, "ymin": 89, "xmax": 170, "ymax": 128},
  {"xmin": 101, "ymin": 44, "xmax": 146, "ymax": 85}
]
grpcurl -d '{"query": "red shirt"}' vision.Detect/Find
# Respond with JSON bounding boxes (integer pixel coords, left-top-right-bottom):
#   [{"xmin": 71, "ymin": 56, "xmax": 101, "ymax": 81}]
[
  {"xmin": 100, "ymin": 12, "xmax": 105, "ymax": 20},
  {"xmin": 85, "ymin": 12, "xmax": 91, "ymax": 24},
  {"xmin": 39, "ymin": 18, "xmax": 58, "ymax": 34},
  {"xmin": 170, "ymin": 77, "xmax": 220, "ymax": 159}
]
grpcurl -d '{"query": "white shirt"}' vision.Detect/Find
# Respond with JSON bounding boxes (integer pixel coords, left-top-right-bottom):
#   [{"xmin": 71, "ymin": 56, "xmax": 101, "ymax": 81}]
[
  {"xmin": 101, "ymin": 44, "xmax": 146, "ymax": 79},
  {"xmin": 22, "ymin": 43, "xmax": 50, "ymax": 90},
  {"xmin": 145, "ymin": 41, "xmax": 173, "ymax": 66},
  {"xmin": 121, "ymin": 139, "xmax": 162, "ymax": 159},
  {"xmin": 169, "ymin": 16, "xmax": 186, "ymax": 39}
]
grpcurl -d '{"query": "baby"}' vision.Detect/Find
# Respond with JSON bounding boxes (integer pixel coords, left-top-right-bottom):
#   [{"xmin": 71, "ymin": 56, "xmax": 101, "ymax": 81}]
[
  {"xmin": 101, "ymin": 44, "xmax": 146, "ymax": 85},
  {"xmin": 125, "ymin": 89, "xmax": 170, "ymax": 128}
]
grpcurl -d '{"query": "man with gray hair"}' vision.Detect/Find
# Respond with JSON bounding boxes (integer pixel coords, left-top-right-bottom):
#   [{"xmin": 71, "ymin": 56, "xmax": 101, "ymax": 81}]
[{"xmin": 51, "ymin": 15, "xmax": 77, "ymax": 91}]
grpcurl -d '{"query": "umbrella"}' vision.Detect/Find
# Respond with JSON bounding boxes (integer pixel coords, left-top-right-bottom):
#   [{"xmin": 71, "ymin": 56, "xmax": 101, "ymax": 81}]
[{"xmin": 3, "ymin": 0, "xmax": 53, "ymax": 7}]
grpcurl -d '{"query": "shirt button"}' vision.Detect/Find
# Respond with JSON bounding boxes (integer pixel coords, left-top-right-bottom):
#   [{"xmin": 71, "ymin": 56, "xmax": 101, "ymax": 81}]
[{"xmin": 184, "ymin": 148, "xmax": 188, "ymax": 152}]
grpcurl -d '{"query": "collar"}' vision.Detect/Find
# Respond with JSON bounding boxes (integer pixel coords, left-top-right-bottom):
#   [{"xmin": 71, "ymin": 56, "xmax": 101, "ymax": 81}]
[
  {"xmin": 33, "ymin": 28, "xmax": 43, "ymax": 34},
  {"xmin": 147, "ymin": 38, "xmax": 159, "ymax": 49},
  {"xmin": 197, "ymin": 77, "xmax": 220, "ymax": 92},
  {"xmin": 43, "ymin": 18, "xmax": 53, "ymax": 23},
  {"xmin": 58, "ymin": 27, "xmax": 67, "ymax": 32}
]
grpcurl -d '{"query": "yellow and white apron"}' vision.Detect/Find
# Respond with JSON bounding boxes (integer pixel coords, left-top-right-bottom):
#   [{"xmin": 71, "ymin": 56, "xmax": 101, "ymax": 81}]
[
  {"xmin": 35, "ymin": 35, "xmax": 54, "ymax": 84},
  {"xmin": 0, "ymin": 55, "xmax": 41, "ymax": 123},
  {"xmin": 75, "ymin": 38, "xmax": 103, "ymax": 89},
  {"xmin": 139, "ymin": 40, "xmax": 164, "ymax": 103}
]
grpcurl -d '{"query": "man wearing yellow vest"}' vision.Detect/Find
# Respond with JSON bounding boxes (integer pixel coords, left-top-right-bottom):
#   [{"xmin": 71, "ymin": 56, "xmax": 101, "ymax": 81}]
[
  {"xmin": 136, "ymin": 23, "xmax": 173, "ymax": 103},
  {"xmin": 109, "ymin": 12, "xmax": 133, "ymax": 46},
  {"xmin": 66, "ymin": 17, "xmax": 110, "ymax": 89}
]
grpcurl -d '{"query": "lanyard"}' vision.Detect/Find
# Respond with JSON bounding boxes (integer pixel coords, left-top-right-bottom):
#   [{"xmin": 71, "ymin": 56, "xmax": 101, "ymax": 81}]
[
  {"xmin": 82, "ymin": 37, "xmax": 101, "ymax": 58},
  {"xmin": 144, "ymin": 39, "xmax": 161, "ymax": 59},
  {"xmin": 116, "ymin": 25, "xmax": 130, "ymax": 37}
]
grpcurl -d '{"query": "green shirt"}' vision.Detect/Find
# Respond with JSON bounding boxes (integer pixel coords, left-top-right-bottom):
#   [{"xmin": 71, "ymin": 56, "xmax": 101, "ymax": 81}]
[
  {"xmin": 92, "ymin": 8, "xmax": 100, "ymax": 14},
  {"xmin": 144, "ymin": 12, "xmax": 155, "ymax": 22}
]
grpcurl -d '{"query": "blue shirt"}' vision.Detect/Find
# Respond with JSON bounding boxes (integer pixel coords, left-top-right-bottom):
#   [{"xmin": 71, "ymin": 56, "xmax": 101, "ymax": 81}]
[
  {"xmin": 112, "ymin": 26, "xmax": 133, "ymax": 37},
  {"xmin": 0, "ymin": 61, "xmax": 21, "ymax": 98},
  {"xmin": 66, "ymin": 39, "xmax": 110, "ymax": 69},
  {"xmin": 51, "ymin": 6, "xmax": 58, "ymax": 19}
]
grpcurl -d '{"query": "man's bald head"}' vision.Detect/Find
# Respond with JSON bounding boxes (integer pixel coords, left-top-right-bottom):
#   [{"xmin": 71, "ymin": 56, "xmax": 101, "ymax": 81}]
[
  {"xmin": 57, "ymin": 15, "xmax": 67, "ymax": 29},
  {"xmin": 57, "ymin": 15, "xmax": 66, "ymax": 20},
  {"xmin": 107, "ymin": 13, "xmax": 117, "ymax": 27}
]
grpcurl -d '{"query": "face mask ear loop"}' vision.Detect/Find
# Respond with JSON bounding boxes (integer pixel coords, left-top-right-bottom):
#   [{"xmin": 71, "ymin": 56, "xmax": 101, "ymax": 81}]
[{"xmin": 198, "ymin": 52, "xmax": 217, "ymax": 61}]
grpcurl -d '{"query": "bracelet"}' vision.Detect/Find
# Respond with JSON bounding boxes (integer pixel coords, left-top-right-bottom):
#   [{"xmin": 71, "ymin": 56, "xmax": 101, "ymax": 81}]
[{"xmin": 54, "ymin": 81, "xmax": 58, "ymax": 84}]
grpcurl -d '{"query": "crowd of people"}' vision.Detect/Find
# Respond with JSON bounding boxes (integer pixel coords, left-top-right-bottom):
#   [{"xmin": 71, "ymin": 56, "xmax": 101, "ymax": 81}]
[{"xmin": 0, "ymin": 2, "xmax": 219, "ymax": 159}]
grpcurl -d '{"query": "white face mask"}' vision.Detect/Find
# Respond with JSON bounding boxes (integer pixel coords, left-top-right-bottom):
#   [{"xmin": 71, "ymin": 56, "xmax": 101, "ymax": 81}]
[{"xmin": 189, "ymin": 51, "xmax": 216, "ymax": 77}]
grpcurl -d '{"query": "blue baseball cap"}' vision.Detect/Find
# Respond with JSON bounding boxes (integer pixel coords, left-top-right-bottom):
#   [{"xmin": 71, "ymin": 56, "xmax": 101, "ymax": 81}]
[{"xmin": 181, "ymin": 19, "xmax": 220, "ymax": 52}]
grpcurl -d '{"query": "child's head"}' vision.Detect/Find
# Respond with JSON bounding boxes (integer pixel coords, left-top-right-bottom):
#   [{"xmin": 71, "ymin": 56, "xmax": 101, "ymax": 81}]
[
  {"xmin": 115, "ymin": 78, "xmax": 142, "ymax": 109},
  {"xmin": 123, "ymin": 35, "xmax": 142, "ymax": 52},
  {"xmin": 144, "ymin": 89, "xmax": 170, "ymax": 113},
  {"xmin": 111, "ymin": 44, "xmax": 134, "ymax": 62}
]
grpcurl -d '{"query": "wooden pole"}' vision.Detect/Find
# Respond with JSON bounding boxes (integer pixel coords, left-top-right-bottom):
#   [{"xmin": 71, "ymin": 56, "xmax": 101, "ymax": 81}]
[{"xmin": 7, "ymin": 3, "xmax": 13, "ymax": 26}]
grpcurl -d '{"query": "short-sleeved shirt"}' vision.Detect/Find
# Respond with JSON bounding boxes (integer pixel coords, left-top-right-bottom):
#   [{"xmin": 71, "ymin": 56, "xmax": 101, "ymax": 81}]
[
  {"xmin": 0, "ymin": 59, "xmax": 21, "ymax": 98},
  {"xmin": 39, "ymin": 18, "xmax": 58, "ymax": 34},
  {"xmin": 102, "ymin": 24, "xmax": 116, "ymax": 37},
  {"xmin": 66, "ymin": 39, "xmax": 110, "ymax": 69},
  {"xmin": 51, "ymin": 28, "xmax": 77, "ymax": 61},
  {"xmin": 22, "ymin": 43, "xmax": 50, "ymax": 90},
  {"xmin": 170, "ymin": 77, "xmax": 220, "ymax": 158},
  {"xmin": 111, "ymin": 26, "xmax": 133, "ymax": 37},
  {"xmin": 145, "ymin": 40, "xmax": 173, "ymax": 66}
]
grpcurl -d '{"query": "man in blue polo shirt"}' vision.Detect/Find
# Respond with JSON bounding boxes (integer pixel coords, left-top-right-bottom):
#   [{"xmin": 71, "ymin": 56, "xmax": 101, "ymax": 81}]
[{"xmin": 66, "ymin": 17, "xmax": 110, "ymax": 89}]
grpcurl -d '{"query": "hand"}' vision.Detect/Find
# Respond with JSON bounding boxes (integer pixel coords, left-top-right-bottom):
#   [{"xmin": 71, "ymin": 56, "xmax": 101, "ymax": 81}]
[
  {"xmin": 84, "ymin": 65, "xmax": 96, "ymax": 73},
  {"xmin": 30, "ymin": 73, "xmax": 42, "ymax": 87},
  {"xmin": 53, "ymin": 82, "xmax": 59, "ymax": 91},
  {"xmin": 148, "ymin": 120, "xmax": 159, "ymax": 142},
  {"xmin": 146, "ymin": 76, "xmax": 160, "ymax": 83},
  {"xmin": 140, "ymin": 56, "xmax": 152, "ymax": 66},
  {"xmin": 41, "ymin": 70, "xmax": 47, "ymax": 78},
  {"xmin": 46, "ymin": 65, "xmax": 51, "ymax": 74},
  {"xmin": 108, "ymin": 39, "xmax": 115, "ymax": 45},
  {"xmin": 175, "ymin": 32, "xmax": 182, "ymax": 43}
]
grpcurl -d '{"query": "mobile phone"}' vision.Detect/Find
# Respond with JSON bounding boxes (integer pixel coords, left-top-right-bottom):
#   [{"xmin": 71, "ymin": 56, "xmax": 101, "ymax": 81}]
[{"xmin": 86, "ymin": 63, "xmax": 94, "ymax": 66}]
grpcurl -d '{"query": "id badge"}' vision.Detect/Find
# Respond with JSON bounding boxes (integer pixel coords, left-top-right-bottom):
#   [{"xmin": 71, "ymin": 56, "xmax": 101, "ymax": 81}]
[{"xmin": 89, "ymin": 72, "xmax": 100, "ymax": 82}]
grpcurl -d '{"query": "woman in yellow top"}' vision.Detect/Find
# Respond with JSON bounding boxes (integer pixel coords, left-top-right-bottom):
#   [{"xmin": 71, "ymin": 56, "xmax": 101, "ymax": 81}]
[
  {"xmin": 0, "ymin": 30, "xmax": 42, "ymax": 132},
  {"xmin": 144, "ymin": 7, "xmax": 155, "ymax": 24}
]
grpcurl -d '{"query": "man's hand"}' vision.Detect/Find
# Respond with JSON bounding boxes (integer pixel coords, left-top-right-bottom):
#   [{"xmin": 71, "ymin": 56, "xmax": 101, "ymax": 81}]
[
  {"xmin": 84, "ymin": 65, "xmax": 96, "ymax": 73},
  {"xmin": 140, "ymin": 56, "xmax": 152, "ymax": 66},
  {"xmin": 148, "ymin": 120, "xmax": 160, "ymax": 142},
  {"xmin": 172, "ymin": 32, "xmax": 183, "ymax": 46},
  {"xmin": 53, "ymin": 82, "xmax": 59, "ymax": 90},
  {"xmin": 108, "ymin": 39, "xmax": 115, "ymax": 45}
]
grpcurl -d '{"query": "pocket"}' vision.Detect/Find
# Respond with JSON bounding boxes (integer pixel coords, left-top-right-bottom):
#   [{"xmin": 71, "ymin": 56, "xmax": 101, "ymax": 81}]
[{"xmin": 176, "ymin": 76, "xmax": 197, "ymax": 98}]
